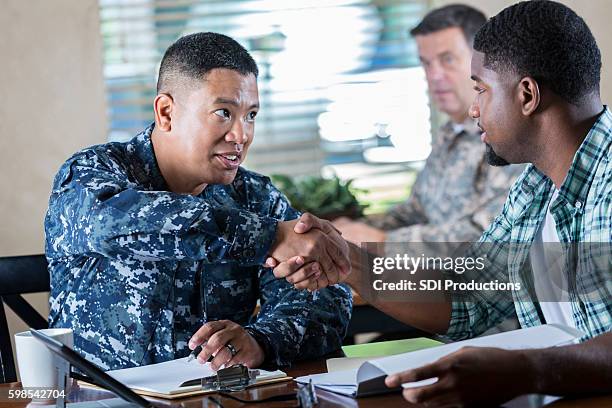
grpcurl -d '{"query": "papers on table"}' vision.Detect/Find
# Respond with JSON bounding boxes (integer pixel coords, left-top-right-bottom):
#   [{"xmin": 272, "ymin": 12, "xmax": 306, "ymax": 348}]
[
  {"xmin": 296, "ymin": 324, "xmax": 584, "ymax": 398},
  {"xmin": 105, "ymin": 357, "xmax": 288, "ymax": 398}
]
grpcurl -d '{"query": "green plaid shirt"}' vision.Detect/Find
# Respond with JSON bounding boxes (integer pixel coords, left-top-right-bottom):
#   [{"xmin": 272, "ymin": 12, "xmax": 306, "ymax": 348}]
[{"xmin": 445, "ymin": 106, "xmax": 612, "ymax": 341}]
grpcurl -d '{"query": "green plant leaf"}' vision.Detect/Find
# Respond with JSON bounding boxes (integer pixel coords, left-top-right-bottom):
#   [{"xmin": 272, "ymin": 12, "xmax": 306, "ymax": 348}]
[{"xmin": 270, "ymin": 174, "xmax": 368, "ymax": 219}]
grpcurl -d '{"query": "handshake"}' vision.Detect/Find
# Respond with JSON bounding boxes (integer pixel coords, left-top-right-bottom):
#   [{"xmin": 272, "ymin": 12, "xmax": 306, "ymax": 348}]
[{"xmin": 265, "ymin": 213, "xmax": 352, "ymax": 290}]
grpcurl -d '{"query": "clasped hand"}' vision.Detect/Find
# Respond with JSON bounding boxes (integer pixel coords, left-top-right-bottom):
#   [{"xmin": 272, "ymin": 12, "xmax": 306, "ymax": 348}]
[{"xmin": 266, "ymin": 213, "xmax": 351, "ymax": 291}]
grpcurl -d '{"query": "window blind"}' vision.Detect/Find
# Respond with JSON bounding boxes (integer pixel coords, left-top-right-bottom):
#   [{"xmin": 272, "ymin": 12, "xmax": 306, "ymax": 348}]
[{"xmin": 99, "ymin": 0, "xmax": 429, "ymax": 181}]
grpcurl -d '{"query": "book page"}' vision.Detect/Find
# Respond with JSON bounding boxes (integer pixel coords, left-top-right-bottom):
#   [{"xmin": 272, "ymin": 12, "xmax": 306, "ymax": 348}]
[
  {"xmin": 327, "ymin": 357, "xmax": 370, "ymax": 372},
  {"xmin": 298, "ymin": 324, "xmax": 583, "ymax": 398},
  {"xmin": 370, "ymin": 324, "xmax": 584, "ymax": 385}
]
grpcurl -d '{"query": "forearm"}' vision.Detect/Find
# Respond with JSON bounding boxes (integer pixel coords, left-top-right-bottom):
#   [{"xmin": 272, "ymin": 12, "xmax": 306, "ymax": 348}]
[
  {"xmin": 49, "ymin": 183, "xmax": 277, "ymax": 264},
  {"xmin": 252, "ymin": 268, "xmax": 352, "ymax": 366},
  {"xmin": 345, "ymin": 242, "xmax": 451, "ymax": 334},
  {"xmin": 370, "ymin": 300, "xmax": 451, "ymax": 335},
  {"xmin": 523, "ymin": 332, "xmax": 612, "ymax": 395}
]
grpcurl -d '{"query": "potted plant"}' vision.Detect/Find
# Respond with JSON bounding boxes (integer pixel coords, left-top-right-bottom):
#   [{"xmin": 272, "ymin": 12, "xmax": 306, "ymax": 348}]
[{"xmin": 270, "ymin": 174, "xmax": 367, "ymax": 220}]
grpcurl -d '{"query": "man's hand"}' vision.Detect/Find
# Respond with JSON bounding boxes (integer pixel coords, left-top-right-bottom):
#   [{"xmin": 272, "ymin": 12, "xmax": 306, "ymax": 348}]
[
  {"xmin": 332, "ymin": 216, "xmax": 386, "ymax": 245},
  {"xmin": 267, "ymin": 213, "xmax": 350, "ymax": 289},
  {"xmin": 189, "ymin": 320, "xmax": 265, "ymax": 371},
  {"xmin": 384, "ymin": 346, "xmax": 533, "ymax": 407}
]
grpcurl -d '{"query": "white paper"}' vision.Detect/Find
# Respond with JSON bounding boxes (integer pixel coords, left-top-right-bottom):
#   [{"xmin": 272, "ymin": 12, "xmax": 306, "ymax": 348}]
[
  {"xmin": 369, "ymin": 324, "xmax": 584, "ymax": 386},
  {"xmin": 295, "ymin": 369, "xmax": 359, "ymax": 396},
  {"xmin": 297, "ymin": 369, "xmax": 357, "ymax": 387},
  {"xmin": 296, "ymin": 324, "xmax": 584, "ymax": 397},
  {"xmin": 326, "ymin": 357, "xmax": 370, "ymax": 372},
  {"xmin": 314, "ymin": 384, "xmax": 359, "ymax": 397},
  {"xmin": 107, "ymin": 357, "xmax": 286, "ymax": 395}
]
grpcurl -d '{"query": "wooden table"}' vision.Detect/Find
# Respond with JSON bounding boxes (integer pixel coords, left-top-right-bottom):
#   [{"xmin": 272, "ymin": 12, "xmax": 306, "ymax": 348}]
[{"xmin": 1, "ymin": 358, "xmax": 611, "ymax": 408}]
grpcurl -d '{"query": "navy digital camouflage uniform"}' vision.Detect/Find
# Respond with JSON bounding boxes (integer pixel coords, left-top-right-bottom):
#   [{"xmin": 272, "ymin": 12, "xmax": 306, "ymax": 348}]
[{"xmin": 45, "ymin": 123, "xmax": 352, "ymax": 370}]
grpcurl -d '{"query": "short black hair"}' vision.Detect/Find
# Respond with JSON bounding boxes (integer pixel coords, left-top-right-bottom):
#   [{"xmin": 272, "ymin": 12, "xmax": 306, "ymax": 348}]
[
  {"xmin": 157, "ymin": 32, "xmax": 258, "ymax": 93},
  {"xmin": 410, "ymin": 4, "xmax": 487, "ymax": 46},
  {"xmin": 474, "ymin": 0, "xmax": 601, "ymax": 105}
]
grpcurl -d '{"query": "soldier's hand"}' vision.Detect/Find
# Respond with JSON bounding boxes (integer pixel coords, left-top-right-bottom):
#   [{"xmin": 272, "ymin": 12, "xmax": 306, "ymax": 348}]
[
  {"xmin": 266, "ymin": 213, "xmax": 350, "ymax": 288},
  {"xmin": 189, "ymin": 320, "xmax": 264, "ymax": 371},
  {"xmin": 266, "ymin": 256, "xmax": 328, "ymax": 291}
]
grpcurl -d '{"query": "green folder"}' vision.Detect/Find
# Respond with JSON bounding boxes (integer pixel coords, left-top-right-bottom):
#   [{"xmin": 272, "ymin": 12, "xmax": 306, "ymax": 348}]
[{"xmin": 342, "ymin": 338, "xmax": 442, "ymax": 358}]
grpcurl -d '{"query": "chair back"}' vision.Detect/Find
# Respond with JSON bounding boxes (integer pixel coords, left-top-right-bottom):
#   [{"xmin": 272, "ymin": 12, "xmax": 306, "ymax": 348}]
[{"xmin": 0, "ymin": 255, "xmax": 50, "ymax": 383}]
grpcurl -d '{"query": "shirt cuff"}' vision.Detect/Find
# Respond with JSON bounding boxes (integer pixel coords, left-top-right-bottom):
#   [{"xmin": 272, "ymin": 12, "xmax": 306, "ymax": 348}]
[
  {"xmin": 226, "ymin": 212, "xmax": 278, "ymax": 265},
  {"xmin": 440, "ymin": 300, "xmax": 475, "ymax": 341},
  {"xmin": 244, "ymin": 326, "xmax": 276, "ymax": 370}
]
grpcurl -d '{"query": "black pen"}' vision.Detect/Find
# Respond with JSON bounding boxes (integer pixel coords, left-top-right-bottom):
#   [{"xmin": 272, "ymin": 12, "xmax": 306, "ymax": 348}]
[{"xmin": 187, "ymin": 341, "xmax": 208, "ymax": 362}]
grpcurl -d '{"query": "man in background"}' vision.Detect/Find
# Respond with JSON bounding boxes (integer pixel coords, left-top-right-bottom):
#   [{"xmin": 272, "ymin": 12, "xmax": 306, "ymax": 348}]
[{"xmin": 334, "ymin": 5, "xmax": 524, "ymax": 248}]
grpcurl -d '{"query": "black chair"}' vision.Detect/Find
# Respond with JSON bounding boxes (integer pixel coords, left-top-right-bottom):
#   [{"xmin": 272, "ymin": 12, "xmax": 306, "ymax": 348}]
[{"xmin": 0, "ymin": 255, "xmax": 50, "ymax": 383}]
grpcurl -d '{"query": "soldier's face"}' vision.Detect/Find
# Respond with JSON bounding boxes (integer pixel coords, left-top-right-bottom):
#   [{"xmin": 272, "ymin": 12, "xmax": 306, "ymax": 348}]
[
  {"xmin": 469, "ymin": 51, "xmax": 528, "ymax": 166},
  {"xmin": 416, "ymin": 27, "xmax": 475, "ymax": 122},
  {"xmin": 171, "ymin": 68, "xmax": 259, "ymax": 186}
]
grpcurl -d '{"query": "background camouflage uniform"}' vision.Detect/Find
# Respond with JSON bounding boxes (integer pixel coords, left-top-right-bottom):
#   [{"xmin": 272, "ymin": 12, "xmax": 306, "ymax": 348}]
[
  {"xmin": 45, "ymin": 124, "xmax": 352, "ymax": 370},
  {"xmin": 371, "ymin": 118, "xmax": 525, "ymax": 249}
]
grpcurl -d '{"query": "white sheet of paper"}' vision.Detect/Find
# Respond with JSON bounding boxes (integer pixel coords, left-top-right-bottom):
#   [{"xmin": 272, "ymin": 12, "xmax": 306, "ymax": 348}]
[
  {"xmin": 296, "ymin": 324, "xmax": 584, "ymax": 397},
  {"xmin": 107, "ymin": 357, "xmax": 285, "ymax": 395},
  {"xmin": 107, "ymin": 358, "xmax": 216, "ymax": 394},
  {"xmin": 368, "ymin": 324, "xmax": 584, "ymax": 386},
  {"xmin": 326, "ymin": 357, "xmax": 370, "ymax": 372}
]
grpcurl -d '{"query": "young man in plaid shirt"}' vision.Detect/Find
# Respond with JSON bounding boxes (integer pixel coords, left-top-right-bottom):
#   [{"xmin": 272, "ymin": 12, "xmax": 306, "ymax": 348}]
[{"xmin": 270, "ymin": 1, "xmax": 611, "ymax": 406}]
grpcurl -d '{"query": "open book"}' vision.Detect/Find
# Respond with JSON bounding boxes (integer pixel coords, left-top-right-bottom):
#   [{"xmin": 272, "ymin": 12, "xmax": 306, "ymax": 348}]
[
  {"xmin": 102, "ymin": 357, "xmax": 289, "ymax": 399},
  {"xmin": 296, "ymin": 324, "xmax": 584, "ymax": 398}
]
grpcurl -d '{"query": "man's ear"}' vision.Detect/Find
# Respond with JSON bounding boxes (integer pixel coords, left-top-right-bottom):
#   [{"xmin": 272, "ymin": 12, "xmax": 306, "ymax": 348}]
[
  {"xmin": 153, "ymin": 93, "xmax": 174, "ymax": 131},
  {"xmin": 518, "ymin": 76, "xmax": 540, "ymax": 116}
]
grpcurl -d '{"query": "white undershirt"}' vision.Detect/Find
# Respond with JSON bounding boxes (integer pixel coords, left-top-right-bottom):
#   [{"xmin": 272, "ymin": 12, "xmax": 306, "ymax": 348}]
[
  {"xmin": 529, "ymin": 189, "xmax": 576, "ymax": 328},
  {"xmin": 451, "ymin": 123, "xmax": 465, "ymax": 135}
]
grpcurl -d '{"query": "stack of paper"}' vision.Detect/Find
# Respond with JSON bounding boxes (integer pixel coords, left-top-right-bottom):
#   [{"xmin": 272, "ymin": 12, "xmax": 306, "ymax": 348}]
[
  {"xmin": 105, "ymin": 357, "xmax": 288, "ymax": 399},
  {"xmin": 297, "ymin": 324, "xmax": 584, "ymax": 398}
]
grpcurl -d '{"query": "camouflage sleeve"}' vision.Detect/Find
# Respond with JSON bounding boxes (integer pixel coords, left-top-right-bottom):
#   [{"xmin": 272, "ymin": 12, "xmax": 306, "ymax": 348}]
[
  {"xmin": 245, "ymin": 181, "xmax": 352, "ymax": 367},
  {"xmin": 46, "ymin": 152, "xmax": 277, "ymax": 264},
  {"xmin": 247, "ymin": 276, "xmax": 352, "ymax": 367},
  {"xmin": 384, "ymin": 165, "xmax": 524, "ymax": 246}
]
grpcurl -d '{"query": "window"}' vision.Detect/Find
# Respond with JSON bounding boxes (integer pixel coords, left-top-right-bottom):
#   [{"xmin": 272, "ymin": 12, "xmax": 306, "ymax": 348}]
[{"xmin": 99, "ymin": 0, "xmax": 430, "ymax": 212}]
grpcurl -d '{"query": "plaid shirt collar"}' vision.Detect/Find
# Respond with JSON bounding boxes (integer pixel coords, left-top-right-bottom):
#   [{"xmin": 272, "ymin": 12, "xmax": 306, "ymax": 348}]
[{"xmin": 518, "ymin": 106, "xmax": 611, "ymax": 214}]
